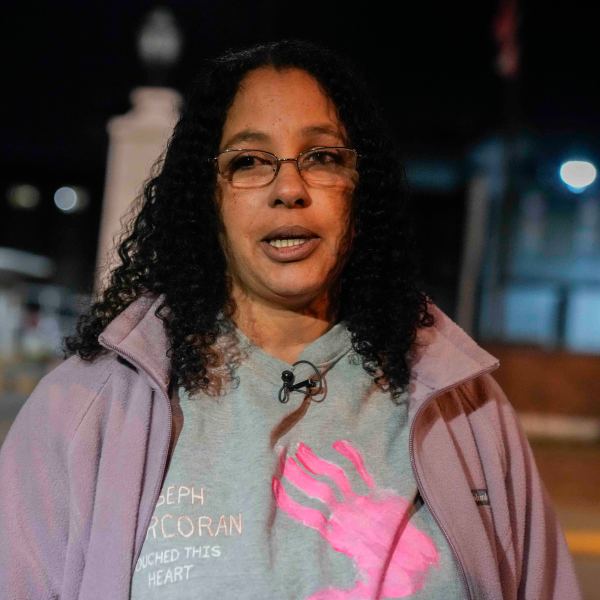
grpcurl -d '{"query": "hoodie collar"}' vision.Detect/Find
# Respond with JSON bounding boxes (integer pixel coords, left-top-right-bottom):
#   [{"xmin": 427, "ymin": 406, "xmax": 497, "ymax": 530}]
[{"xmin": 98, "ymin": 294, "xmax": 499, "ymax": 405}]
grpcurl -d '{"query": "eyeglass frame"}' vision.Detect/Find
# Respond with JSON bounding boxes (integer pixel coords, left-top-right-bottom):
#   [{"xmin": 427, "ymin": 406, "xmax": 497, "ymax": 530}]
[{"xmin": 210, "ymin": 146, "xmax": 361, "ymax": 188}]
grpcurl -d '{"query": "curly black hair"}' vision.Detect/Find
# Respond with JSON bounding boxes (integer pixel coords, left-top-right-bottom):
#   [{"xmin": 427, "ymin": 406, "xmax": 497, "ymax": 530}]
[{"xmin": 64, "ymin": 39, "xmax": 434, "ymax": 400}]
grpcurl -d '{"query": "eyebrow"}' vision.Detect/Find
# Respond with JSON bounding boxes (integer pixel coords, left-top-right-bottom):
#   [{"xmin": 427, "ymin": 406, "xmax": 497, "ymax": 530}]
[
  {"xmin": 221, "ymin": 130, "xmax": 269, "ymax": 150},
  {"xmin": 301, "ymin": 124, "xmax": 346, "ymax": 141},
  {"xmin": 221, "ymin": 124, "xmax": 346, "ymax": 150}
]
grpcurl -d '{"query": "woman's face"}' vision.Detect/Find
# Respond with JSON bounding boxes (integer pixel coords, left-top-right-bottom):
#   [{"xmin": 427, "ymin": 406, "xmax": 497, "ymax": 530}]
[{"xmin": 216, "ymin": 66, "xmax": 356, "ymax": 311}]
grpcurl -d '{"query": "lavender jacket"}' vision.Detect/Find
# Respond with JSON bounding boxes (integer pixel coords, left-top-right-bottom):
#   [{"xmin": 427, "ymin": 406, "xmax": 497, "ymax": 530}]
[{"xmin": 0, "ymin": 294, "xmax": 581, "ymax": 599}]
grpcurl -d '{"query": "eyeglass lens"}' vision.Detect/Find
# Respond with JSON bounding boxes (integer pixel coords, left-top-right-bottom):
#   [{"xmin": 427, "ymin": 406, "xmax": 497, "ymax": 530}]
[{"xmin": 216, "ymin": 148, "xmax": 358, "ymax": 188}]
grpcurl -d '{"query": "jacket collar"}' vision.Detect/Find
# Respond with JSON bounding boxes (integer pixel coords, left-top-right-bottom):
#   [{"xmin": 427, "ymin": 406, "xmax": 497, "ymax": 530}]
[
  {"xmin": 98, "ymin": 294, "xmax": 499, "ymax": 405},
  {"xmin": 98, "ymin": 294, "xmax": 172, "ymax": 396},
  {"xmin": 409, "ymin": 303, "xmax": 499, "ymax": 404}
]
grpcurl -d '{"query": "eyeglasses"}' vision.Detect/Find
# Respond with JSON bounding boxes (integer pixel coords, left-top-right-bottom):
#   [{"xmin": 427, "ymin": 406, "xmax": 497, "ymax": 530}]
[{"xmin": 212, "ymin": 146, "xmax": 359, "ymax": 189}]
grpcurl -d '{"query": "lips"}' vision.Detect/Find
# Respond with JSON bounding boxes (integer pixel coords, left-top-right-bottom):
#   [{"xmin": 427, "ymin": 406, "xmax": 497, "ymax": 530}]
[
  {"xmin": 260, "ymin": 224, "xmax": 320, "ymax": 262},
  {"xmin": 261, "ymin": 225, "xmax": 319, "ymax": 242}
]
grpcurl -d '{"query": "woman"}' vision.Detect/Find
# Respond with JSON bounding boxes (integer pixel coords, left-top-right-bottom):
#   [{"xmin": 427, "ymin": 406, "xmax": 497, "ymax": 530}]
[{"xmin": 0, "ymin": 40, "xmax": 580, "ymax": 599}]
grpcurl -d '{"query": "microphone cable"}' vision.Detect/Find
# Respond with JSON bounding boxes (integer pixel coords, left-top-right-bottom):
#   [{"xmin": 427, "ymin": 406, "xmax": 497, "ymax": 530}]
[{"xmin": 277, "ymin": 360, "xmax": 325, "ymax": 403}]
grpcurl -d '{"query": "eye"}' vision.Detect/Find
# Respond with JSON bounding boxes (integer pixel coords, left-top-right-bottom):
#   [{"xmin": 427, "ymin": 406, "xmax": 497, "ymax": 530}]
[
  {"xmin": 228, "ymin": 152, "xmax": 267, "ymax": 172},
  {"xmin": 304, "ymin": 148, "xmax": 344, "ymax": 165}
]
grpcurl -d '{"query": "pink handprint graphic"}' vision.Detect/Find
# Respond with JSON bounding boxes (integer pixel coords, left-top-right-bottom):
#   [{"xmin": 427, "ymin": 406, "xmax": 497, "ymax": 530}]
[{"xmin": 272, "ymin": 440, "xmax": 439, "ymax": 599}]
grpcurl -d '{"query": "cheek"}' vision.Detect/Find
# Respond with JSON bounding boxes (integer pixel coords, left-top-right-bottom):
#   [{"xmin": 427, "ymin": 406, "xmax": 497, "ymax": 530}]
[
  {"xmin": 328, "ymin": 199, "xmax": 354, "ymax": 248},
  {"xmin": 220, "ymin": 196, "xmax": 261, "ymax": 257},
  {"xmin": 217, "ymin": 191, "xmax": 243, "ymax": 260},
  {"xmin": 219, "ymin": 188, "xmax": 242, "ymax": 235}
]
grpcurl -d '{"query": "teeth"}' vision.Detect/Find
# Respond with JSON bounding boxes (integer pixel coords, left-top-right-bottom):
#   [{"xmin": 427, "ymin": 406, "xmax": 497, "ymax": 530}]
[{"xmin": 268, "ymin": 238, "xmax": 308, "ymax": 248}]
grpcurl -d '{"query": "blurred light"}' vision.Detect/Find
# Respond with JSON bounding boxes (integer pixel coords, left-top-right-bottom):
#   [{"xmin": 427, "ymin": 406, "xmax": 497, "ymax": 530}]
[
  {"xmin": 404, "ymin": 159, "xmax": 462, "ymax": 192},
  {"xmin": 53, "ymin": 186, "xmax": 89, "ymax": 213},
  {"xmin": 559, "ymin": 160, "xmax": 597, "ymax": 192},
  {"xmin": 7, "ymin": 184, "xmax": 40, "ymax": 209},
  {"xmin": 0, "ymin": 247, "xmax": 54, "ymax": 278},
  {"xmin": 137, "ymin": 7, "xmax": 182, "ymax": 67},
  {"xmin": 54, "ymin": 187, "xmax": 77, "ymax": 212}
]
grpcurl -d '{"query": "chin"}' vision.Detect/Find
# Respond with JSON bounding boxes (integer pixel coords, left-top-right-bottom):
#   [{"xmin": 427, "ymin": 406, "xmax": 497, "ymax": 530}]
[{"xmin": 267, "ymin": 280, "xmax": 328, "ymax": 305}]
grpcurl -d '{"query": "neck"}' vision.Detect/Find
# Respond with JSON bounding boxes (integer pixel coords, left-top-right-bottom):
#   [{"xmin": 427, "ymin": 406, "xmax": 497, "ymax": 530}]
[{"xmin": 231, "ymin": 287, "xmax": 337, "ymax": 365}]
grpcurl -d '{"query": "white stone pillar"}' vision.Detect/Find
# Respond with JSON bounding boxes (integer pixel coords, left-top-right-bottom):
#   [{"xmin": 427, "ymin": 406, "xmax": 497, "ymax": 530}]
[{"xmin": 95, "ymin": 86, "xmax": 181, "ymax": 293}]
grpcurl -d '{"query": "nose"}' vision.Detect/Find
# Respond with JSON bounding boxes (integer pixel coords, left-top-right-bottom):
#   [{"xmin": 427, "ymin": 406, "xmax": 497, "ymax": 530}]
[{"xmin": 268, "ymin": 159, "xmax": 311, "ymax": 208}]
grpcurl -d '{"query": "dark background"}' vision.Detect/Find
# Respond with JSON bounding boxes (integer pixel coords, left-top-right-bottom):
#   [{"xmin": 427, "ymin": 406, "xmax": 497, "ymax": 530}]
[{"xmin": 1, "ymin": 0, "xmax": 598, "ymax": 308}]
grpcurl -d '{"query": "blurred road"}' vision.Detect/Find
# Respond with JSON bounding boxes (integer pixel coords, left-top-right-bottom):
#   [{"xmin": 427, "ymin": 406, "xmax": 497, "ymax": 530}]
[{"xmin": 532, "ymin": 441, "xmax": 600, "ymax": 599}]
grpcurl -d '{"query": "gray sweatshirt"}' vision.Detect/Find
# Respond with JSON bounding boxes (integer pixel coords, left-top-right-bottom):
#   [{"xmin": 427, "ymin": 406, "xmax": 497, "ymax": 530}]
[{"xmin": 130, "ymin": 321, "xmax": 463, "ymax": 599}]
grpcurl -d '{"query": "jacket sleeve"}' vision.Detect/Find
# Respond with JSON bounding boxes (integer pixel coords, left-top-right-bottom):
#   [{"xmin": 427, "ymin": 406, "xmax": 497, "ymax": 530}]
[
  {"xmin": 485, "ymin": 374, "xmax": 583, "ymax": 600},
  {"xmin": 0, "ymin": 360, "xmax": 110, "ymax": 600}
]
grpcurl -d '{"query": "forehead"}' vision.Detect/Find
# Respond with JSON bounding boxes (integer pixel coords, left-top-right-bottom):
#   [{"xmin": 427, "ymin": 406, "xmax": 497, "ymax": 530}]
[{"xmin": 220, "ymin": 67, "xmax": 346, "ymax": 146}]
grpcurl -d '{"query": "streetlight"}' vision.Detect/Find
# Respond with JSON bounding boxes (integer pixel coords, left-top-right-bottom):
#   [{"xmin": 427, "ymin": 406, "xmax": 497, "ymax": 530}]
[{"xmin": 559, "ymin": 159, "xmax": 597, "ymax": 193}]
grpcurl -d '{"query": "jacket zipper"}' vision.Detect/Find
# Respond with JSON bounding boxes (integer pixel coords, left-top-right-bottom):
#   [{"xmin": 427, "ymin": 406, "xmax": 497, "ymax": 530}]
[
  {"xmin": 98, "ymin": 336, "xmax": 174, "ymax": 573},
  {"xmin": 408, "ymin": 364, "xmax": 498, "ymax": 600}
]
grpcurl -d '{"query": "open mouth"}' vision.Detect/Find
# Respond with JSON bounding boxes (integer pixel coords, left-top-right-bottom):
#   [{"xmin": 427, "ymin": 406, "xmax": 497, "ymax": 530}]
[
  {"xmin": 260, "ymin": 226, "xmax": 320, "ymax": 262},
  {"xmin": 267, "ymin": 237, "xmax": 313, "ymax": 248},
  {"xmin": 262, "ymin": 225, "xmax": 319, "ymax": 244}
]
